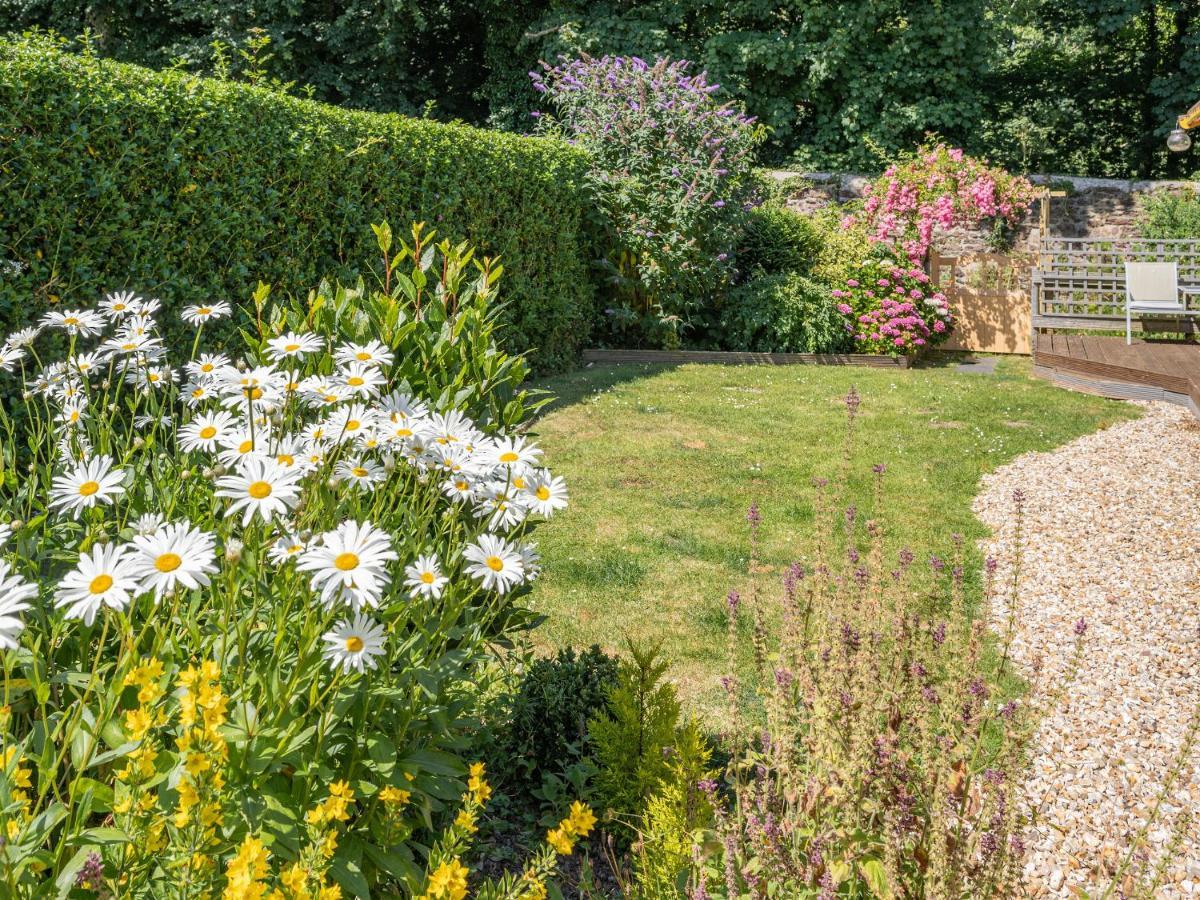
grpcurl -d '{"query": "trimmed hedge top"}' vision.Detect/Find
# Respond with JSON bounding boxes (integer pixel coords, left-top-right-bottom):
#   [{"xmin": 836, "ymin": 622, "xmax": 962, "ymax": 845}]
[{"xmin": 0, "ymin": 34, "xmax": 600, "ymax": 372}]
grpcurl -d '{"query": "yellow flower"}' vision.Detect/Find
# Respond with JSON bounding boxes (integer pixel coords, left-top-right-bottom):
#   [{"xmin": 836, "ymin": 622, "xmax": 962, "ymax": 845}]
[
  {"xmin": 317, "ymin": 887, "xmax": 342, "ymax": 900},
  {"xmin": 454, "ymin": 809, "xmax": 476, "ymax": 833},
  {"xmin": 280, "ymin": 863, "xmax": 308, "ymax": 894},
  {"xmin": 224, "ymin": 835, "xmax": 270, "ymax": 900},
  {"xmin": 6, "ymin": 819, "xmax": 19, "ymax": 840},
  {"xmin": 520, "ymin": 878, "xmax": 548, "ymax": 900},
  {"xmin": 425, "ymin": 859, "xmax": 469, "ymax": 900},
  {"xmin": 379, "ymin": 786, "xmax": 410, "ymax": 806},
  {"xmin": 185, "ymin": 752, "xmax": 211, "ymax": 777},
  {"xmin": 114, "ymin": 795, "xmax": 133, "ymax": 815},
  {"xmin": 566, "ymin": 801, "xmax": 597, "ymax": 838},
  {"xmin": 468, "ymin": 762, "xmax": 485, "ymax": 780},
  {"xmin": 545, "ymin": 827, "xmax": 574, "ymax": 856}
]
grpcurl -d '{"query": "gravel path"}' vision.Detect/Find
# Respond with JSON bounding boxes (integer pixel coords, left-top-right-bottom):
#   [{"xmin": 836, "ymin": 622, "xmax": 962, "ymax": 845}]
[{"xmin": 973, "ymin": 402, "xmax": 1200, "ymax": 897}]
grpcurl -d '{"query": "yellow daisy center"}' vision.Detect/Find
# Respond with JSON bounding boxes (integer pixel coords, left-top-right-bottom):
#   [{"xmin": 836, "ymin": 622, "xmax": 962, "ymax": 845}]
[
  {"xmin": 63, "ymin": 317, "xmax": 79, "ymax": 326},
  {"xmin": 201, "ymin": 363, "xmax": 214, "ymax": 372},
  {"xmin": 499, "ymin": 451, "xmax": 519, "ymax": 463},
  {"xmin": 334, "ymin": 552, "xmax": 359, "ymax": 571},
  {"xmin": 352, "ymin": 467, "xmax": 368, "ymax": 478},
  {"xmin": 536, "ymin": 486, "xmax": 551, "ymax": 501},
  {"xmin": 347, "ymin": 376, "xmax": 364, "ymax": 387},
  {"xmin": 284, "ymin": 343, "xmax": 300, "ymax": 353},
  {"xmin": 486, "ymin": 556, "xmax": 504, "ymax": 572},
  {"xmin": 345, "ymin": 420, "xmax": 361, "ymax": 431},
  {"xmin": 421, "ymin": 572, "xmax": 435, "ymax": 584},
  {"xmin": 247, "ymin": 481, "xmax": 272, "ymax": 499},
  {"xmin": 247, "ymin": 387, "xmax": 263, "ymax": 400},
  {"xmin": 192, "ymin": 387, "xmax": 205, "ymax": 398},
  {"xmin": 277, "ymin": 454, "xmax": 294, "ymax": 466},
  {"xmin": 345, "ymin": 636, "xmax": 364, "ymax": 652},
  {"xmin": 89, "ymin": 574, "xmax": 113, "ymax": 594},
  {"xmin": 78, "ymin": 480, "xmax": 100, "ymax": 497},
  {"xmin": 122, "ymin": 342, "xmax": 137, "ymax": 351},
  {"xmin": 356, "ymin": 352, "xmax": 371, "ymax": 361},
  {"xmin": 238, "ymin": 440, "xmax": 254, "ymax": 454},
  {"xmin": 155, "ymin": 553, "xmax": 182, "ymax": 573},
  {"xmin": 199, "ymin": 426, "xmax": 217, "ymax": 439},
  {"xmin": 197, "ymin": 307, "xmax": 211, "ymax": 316}
]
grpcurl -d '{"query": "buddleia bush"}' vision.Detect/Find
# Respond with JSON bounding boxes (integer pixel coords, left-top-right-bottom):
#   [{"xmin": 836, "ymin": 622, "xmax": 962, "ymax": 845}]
[{"xmin": 0, "ymin": 223, "xmax": 579, "ymax": 896}]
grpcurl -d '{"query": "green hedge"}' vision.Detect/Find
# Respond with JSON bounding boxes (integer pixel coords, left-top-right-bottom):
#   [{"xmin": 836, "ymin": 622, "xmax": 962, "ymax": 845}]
[{"xmin": 0, "ymin": 34, "xmax": 600, "ymax": 373}]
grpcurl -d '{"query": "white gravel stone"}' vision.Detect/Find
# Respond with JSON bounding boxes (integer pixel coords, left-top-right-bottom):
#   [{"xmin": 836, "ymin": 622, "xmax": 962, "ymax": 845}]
[{"xmin": 974, "ymin": 402, "xmax": 1200, "ymax": 898}]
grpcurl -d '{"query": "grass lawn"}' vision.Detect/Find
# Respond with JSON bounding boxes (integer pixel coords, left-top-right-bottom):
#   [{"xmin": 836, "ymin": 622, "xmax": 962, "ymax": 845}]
[{"xmin": 524, "ymin": 356, "xmax": 1135, "ymax": 720}]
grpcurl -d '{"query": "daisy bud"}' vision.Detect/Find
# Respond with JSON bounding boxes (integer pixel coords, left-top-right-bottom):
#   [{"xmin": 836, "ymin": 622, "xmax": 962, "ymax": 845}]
[
  {"xmin": 326, "ymin": 477, "xmax": 340, "ymax": 490},
  {"xmin": 133, "ymin": 437, "xmax": 145, "ymax": 450},
  {"xmin": 224, "ymin": 538, "xmax": 244, "ymax": 564},
  {"xmin": 21, "ymin": 391, "xmax": 30, "ymax": 400},
  {"xmin": 383, "ymin": 456, "xmax": 396, "ymax": 472},
  {"xmin": 270, "ymin": 412, "xmax": 284, "ymax": 428},
  {"xmin": 101, "ymin": 379, "xmax": 111, "ymax": 389},
  {"xmin": 10, "ymin": 519, "xmax": 22, "ymax": 530},
  {"xmin": 299, "ymin": 529, "xmax": 312, "ymax": 542},
  {"xmin": 212, "ymin": 464, "xmax": 227, "ymax": 477},
  {"xmin": 180, "ymin": 469, "xmax": 192, "ymax": 479}
]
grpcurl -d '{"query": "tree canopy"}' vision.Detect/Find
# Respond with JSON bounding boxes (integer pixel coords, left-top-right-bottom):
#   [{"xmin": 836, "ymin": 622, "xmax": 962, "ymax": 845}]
[{"xmin": 4, "ymin": 0, "xmax": 1198, "ymax": 178}]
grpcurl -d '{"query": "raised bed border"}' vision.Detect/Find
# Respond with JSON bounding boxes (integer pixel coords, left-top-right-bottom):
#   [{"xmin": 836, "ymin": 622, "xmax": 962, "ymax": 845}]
[{"xmin": 581, "ymin": 349, "xmax": 910, "ymax": 368}]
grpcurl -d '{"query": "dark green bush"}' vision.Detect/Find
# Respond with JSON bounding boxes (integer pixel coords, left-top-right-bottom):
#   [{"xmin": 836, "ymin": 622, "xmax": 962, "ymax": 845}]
[
  {"xmin": 0, "ymin": 34, "xmax": 600, "ymax": 373},
  {"xmin": 499, "ymin": 645, "xmax": 619, "ymax": 786},
  {"xmin": 720, "ymin": 272, "xmax": 853, "ymax": 353},
  {"xmin": 1135, "ymin": 187, "xmax": 1200, "ymax": 239},
  {"xmin": 737, "ymin": 204, "xmax": 822, "ymax": 276}
]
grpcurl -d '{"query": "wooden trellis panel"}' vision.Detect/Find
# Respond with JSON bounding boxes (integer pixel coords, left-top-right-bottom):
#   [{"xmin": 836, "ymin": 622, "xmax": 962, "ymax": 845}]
[{"xmin": 1032, "ymin": 236, "xmax": 1200, "ymax": 331}]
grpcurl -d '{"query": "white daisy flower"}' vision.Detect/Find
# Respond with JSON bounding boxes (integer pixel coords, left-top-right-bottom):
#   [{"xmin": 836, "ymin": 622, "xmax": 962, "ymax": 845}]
[
  {"xmin": 524, "ymin": 470, "xmax": 569, "ymax": 517},
  {"xmin": 268, "ymin": 532, "xmax": 308, "ymax": 565},
  {"xmin": 185, "ymin": 353, "xmax": 231, "ymax": 379},
  {"xmin": 321, "ymin": 612, "xmax": 386, "ymax": 674},
  {"xmin": 0, "ymin": 561, "xmax": 36, "ymax": 650},
  {"xmin": 297, "ymin": 520, "xmax": 398, "ymax": 610},
  {"xmin": 5, "ymin": 326, "xmax": 41, "ymax": 348},
  {"xmin": 215, "ymin": 458, "xmax": 302, "ymax": 527},
  {"xmin": 42, "ymin": 309, "xmax": 105, "ymax": 337},
  {"xmin": 487, "ymin": 436, "xmax": 541, "ymax": 469},
  {"xmin": 268, "ymin": 435, "xmax": 308, "ymax": 471},
  {"xmin": 519, "ymin": 543, "xmax": 542, "ymax": 581},
  {"xmin": 216, "ymin": 426, "xmax": 270, "ymax": 468},
  {"xmin": 325, "ymin": 403, "xmax": 375, "ymax": 443},
  {"xmin": 336, "ymin": 458, "xmax": 385, "ymax": 489},
  {"xmin": 404, "ymin": 554, "xmax": 448, "ymax": 600},
  {"xmin": 100, "ymin": 290, "xmax": 139, "ymax": 320},
  {"xmin": 463, "ymin": 533, "xmax": 525, "ymax": 594},
  {"xmin": 181, "ymin": 301, "xmax": 232, "ymax": 326},
  {"xmin": 55, "ymin": 398, "xmax": 88, "ymax": 430},
  {"xmin": 129, "ymin": 522, "xmax": 218, "ymax": 599},
  {"xmin": 104, "ymin": 330, "xmax": 162, "ymax": 357},
  {"xmin": 49, "ymin": 455, "xmax": 126, "ymax": 518},
  {"xmin": 428, "ymin": 410, "xmax": 481, "ymax": 448},
  {"xmin": 334, "ymin": 340, "xmax": 394, "ymax": 369},
  {"xmin": 0, "ymin": 345, "xmax": 26, "ymax": 373},
  {"xmin": 0, "ymin": 523, "xmax": 12, "ymax": 548},
  {"xmin": 380, "ymin": 391, "xmax": 429, "ymax": 422},
  {"xmin": 218, "ymin": 364, "xmax": 283, "ymax": 410},
  {"xmin": 129, "ymin": 297, "xmax": 162, "ymax": 319},
  {"xmin": 474, "ymin": 483, "xmax": 528, "ymax": 530},
  {"xmin": 132, "ymin": 512, "xmax": 166, "ymax": 537},
  {"xmin": 178, "ymin": 410, "xmax": 236, "ymax": 454},
  {"xmin": 69, "ymin": 351, "xmax": 106, "ymax": 378},
  {"xmin": 338, "ymin": 362, "xmax": 385, "ymax": 399},
  {"xmin": 54, "ymin": 543, "xmax": 142, "ymax": 625},
  {"xmin": 266, "ymin": 331, "xmax": 323, "ymax": 362},
  {"xmin": 126, "ymin": 364, "xmax": 174, "ymax": 392},
  {"xmin": 441, "ymin": 474, "xmax": 476, "ymax": 503}
]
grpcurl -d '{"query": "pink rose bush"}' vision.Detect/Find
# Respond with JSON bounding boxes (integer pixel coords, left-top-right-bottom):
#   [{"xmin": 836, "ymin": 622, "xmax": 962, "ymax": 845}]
[
  {"xmin": 832, "ymin": 258, "xmax": 953, "ymax": 355},
  {"xmin": 848, "ymin": 143, "xmax": 1036, "ymax": 264}
]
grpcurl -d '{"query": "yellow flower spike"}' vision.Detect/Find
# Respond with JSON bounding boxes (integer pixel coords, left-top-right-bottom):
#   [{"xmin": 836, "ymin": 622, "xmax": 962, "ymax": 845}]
[
  {"xmin": 425, "ymin": 859, "xmax": 469, "ymax": 900},
  {"xmin": 454, "ymin": 809, "xmax": 476, "ymax": 833},
  {"xmin": 545, "ymin": 827, "xmax": 574, "ymax": 856},
  {"xmin": 468, "ymin": 762, "xmax": 485, "ymax": 779},
  {"xmin": 567, "ymin": 801, "xmax": 597, "ymax": 838},
  {"xmin": 280, "ymin": 863, "xmax": 308, "ymax": 894},
  {"xmin": 317, "ymin": 887, "xmax": 342, "ymax": 900},
  {"xmin": 379, "ymin": 786, "xmax": 410, "ymax": 806}
]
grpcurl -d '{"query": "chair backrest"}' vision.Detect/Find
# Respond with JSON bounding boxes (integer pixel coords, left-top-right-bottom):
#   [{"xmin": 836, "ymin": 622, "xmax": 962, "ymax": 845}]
[{"xmin": 1125, "ymin": 262, "xmax": 1180, "ymax": 307}]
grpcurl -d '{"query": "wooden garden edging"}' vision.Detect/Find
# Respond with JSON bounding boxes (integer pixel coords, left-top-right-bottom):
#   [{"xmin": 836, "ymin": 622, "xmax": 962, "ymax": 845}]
[{"xmin": 581, "ymin": 349, "xmax": 910, "ymax": 368}]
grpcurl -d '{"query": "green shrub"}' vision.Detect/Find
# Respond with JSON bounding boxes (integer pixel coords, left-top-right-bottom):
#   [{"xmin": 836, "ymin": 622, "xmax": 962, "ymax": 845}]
[
  {"xmin": 1136, "ymin": 187, "xmax": 1200, "ymax": 239},
  {"xmin": 588, "ymin": 641, "xmax": 680, "ymax": 835},
  {"xmin": 737, "ymin": 205, "xmax": 822, "ymax": 276},
  {"xmin": 500, "ymin": 645, "xmax": 619, "ymax": 787},
  {"xmin": 807, "ymin": 206, "xmax": 881, "ymax": 287},
  {"xmin": 720, "ymin": 272, "xmax": 853, "ymax": 354},
  {"xmin": 0, "ymin": 33, "xmax": 600, "ymax": 373}
]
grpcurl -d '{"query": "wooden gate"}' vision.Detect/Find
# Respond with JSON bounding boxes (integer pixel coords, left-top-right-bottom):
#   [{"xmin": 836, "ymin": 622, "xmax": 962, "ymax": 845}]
[{"xmin": 930, "ymin": 252, "xmax": 1032, "ymax": 355}]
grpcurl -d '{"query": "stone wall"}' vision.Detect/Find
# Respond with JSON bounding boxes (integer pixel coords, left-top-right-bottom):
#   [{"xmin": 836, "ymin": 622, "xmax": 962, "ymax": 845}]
[{"xmin": 773, "ymin": 171, "xmax": 1200, "ymax": 256}]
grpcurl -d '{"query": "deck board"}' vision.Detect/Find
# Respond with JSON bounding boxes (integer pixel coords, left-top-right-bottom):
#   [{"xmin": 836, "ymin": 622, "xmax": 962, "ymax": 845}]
[{"xmin": 1033, "ymin": 336, "xmax": 1200, "ymax": 417}]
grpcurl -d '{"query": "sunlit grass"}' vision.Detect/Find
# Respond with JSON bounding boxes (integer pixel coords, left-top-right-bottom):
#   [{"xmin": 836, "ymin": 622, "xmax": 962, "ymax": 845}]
[{"xmin": 525, "ymin": 356, "xmax": 1135, "ymax": 719}]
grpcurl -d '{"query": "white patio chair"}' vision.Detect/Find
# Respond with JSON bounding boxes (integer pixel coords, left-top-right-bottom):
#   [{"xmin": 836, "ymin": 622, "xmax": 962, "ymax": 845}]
[{"xmin": 1124, "ymin": 261, "xmax": 1200, "ymax": 344}]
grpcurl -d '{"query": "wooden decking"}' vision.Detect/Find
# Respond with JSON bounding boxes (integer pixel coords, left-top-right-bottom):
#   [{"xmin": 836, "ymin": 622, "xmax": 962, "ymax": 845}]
[{"xmin": 1033, "ymin": 334, "xmax": 1200, "ymax": 416}]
